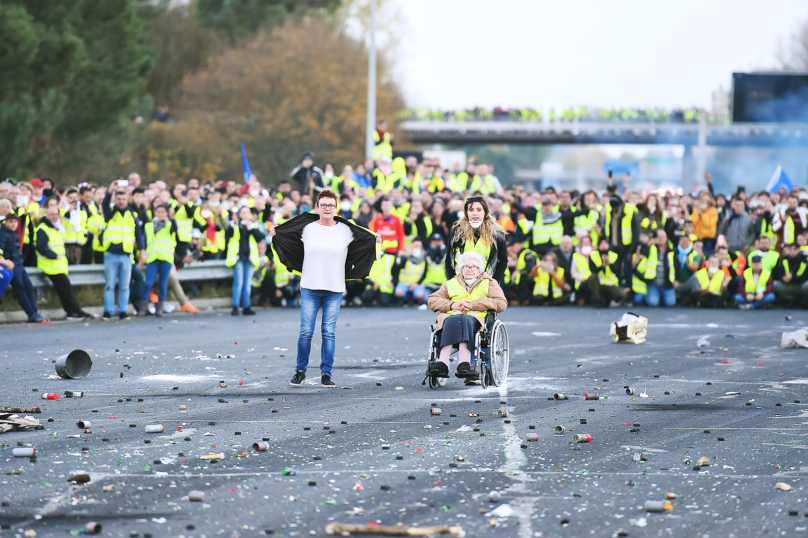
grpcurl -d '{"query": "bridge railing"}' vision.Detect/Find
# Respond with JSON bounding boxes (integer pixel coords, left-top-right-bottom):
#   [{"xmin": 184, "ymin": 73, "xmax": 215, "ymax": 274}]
[{"xmin": 26, "ymin": 260, "xmax": 232, "ymax": 289}]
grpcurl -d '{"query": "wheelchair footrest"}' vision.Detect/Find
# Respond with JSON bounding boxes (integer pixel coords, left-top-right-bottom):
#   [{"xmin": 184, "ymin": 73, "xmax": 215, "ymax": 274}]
[{"xmin": 454, "ymin": 370, "xmax": 478, "ymax": 379}]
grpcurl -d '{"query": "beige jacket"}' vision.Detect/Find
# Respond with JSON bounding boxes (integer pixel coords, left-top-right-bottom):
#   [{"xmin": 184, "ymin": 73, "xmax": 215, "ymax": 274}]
[{"xmin": 427, "ymin": 273, "xmax": 507, "ymax": 331}]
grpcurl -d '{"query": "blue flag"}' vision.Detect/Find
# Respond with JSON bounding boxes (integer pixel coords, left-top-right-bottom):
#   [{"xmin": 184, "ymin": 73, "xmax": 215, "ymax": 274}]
[
  {"xmin": 765, "ymin": 165, "xmax": 793, "ymax": 193},
  {"xmin": 241, "ymin": 142, "xmax": 252, "ymax": 182}
]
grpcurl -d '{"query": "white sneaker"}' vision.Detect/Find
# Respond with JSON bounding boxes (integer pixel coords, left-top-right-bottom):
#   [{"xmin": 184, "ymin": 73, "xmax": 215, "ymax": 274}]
[
  {"xmin": 164, "ymin": 303, "xmax": 176, "ymax": 313},
  {"xmin": 417, "ymin": 304, "xmax": 428, "ymax": 311},
  {"xmin": 148, "ymin": 303, "xmax": 156, "ymax": 315},
  {"xmin": 352, "ymin": 297, "xmax": 362, "ymax": 306}
]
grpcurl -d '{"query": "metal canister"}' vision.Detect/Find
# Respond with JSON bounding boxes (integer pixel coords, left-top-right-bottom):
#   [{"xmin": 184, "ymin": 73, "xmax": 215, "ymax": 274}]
[
  {"xmin": 585, "ymin": 393, "xmax": 599, "ymax": 400},
  {"xmin": 626, "ymin": 388, "xmax": 636, "ymax": 395},
  {"xmin": 430, "ymin": 408, "xmax": 442, "ymax": 416},
  {"xmin": 554, "ymin": 425, "xmax": 566, "ymax": 434},
  {"xmin": 644, "ymin": 500, "xmax": 672, "ymax": 512},
  {"xmin": 77, "ymin": 420, "xmax": 91, "ymax": 429},
  {"xmin": 41, "ymin": 393, "xmax": 58, "ymax": 400},
  {"xmin": 525, "ymin": 433, "xmax": 539, "ymax": 442},
  {"xmin": 65, "ymin": 391, "xmax": 84, "ymax": 398},
  {"xmin": 145, "ymin": 424, "xmax": 165, "ymax": 433},
  {"xmin": 253, "ymin": 442, "xmax": 270, "ymax": 452},
  {"xmin": 13, "ymin": 447, "xmax": 36, "ymax": 457},
  {"xmin": 573, "ymin": 434, "xmax": 592, "ymax": 443},
  {"xmin": 188, "ymin": 490, "xmax": 206, "ymax": 502},
  {"xmin": 553, "ymin": 393, "xmax": 568, "ymax": 400},
  {"xmin": 85, "ymin": 522, "xmax": 102, "ymax": 534}
]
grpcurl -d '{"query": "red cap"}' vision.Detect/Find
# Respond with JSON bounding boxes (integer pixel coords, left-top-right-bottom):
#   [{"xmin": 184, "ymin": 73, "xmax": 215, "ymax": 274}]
[
  {"xmin": 238, "ymin": 184, "xmax": 250, "ymax": 195},
  {"xmin": 30, "ymin": 178, "xmax": 43, "ymax": 187}
]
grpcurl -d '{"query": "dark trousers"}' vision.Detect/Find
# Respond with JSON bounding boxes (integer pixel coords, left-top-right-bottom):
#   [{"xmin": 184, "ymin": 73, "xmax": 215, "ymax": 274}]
[
  {"xmin": 361, "ymin": 287, "xmax": 393, "ymax": 306},
  {"xmin": 130, "ymin": 263, "xmax": 144, "ymax": 308},
  {"xmin": 47, "ymin": 273, "xmax": 82, "ymax": 316},
  {"xmin": 588, "ymin": 274, "xmax": 627, "ymax": 306},
  {"xmin": 80, "ymin": 241, "xmax": 94, "ymax": 264},
  {"xmin": 344, "ymin": 280, "xmax": 365, "ymax": 305},
  {"xmin": 532, "ymin": 292, "xmax": 571, "ymax": 306},
  {"xmin": 11, "ymin": 266, "xmax": 38, "ymax": 317},
  {"xmin": 65, "ymin": 244, "xmax": 82, "ymax": 266},
  {"xmin": 616, "ymin": 246, "xmax": 633, "ymax": 289}
]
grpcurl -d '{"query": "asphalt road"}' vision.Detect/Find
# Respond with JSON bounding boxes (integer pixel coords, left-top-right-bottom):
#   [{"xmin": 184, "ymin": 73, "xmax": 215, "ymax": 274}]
[{"xmin": 1, "ymin": 305, "xmax": 807, "ymax": 538}]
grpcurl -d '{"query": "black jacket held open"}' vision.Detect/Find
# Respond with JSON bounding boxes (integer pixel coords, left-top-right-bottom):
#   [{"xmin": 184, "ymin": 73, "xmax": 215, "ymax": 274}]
[{"xmin": 272, "ymin": 212, "xmax": 378, "ymax": 280}]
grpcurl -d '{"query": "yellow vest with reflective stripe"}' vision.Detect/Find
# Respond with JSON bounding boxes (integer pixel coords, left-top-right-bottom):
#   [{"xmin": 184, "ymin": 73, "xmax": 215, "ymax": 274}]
[
  {"xmin": 784, "ymin": 215, "xmax": 796, "ymax": 245},
  {"xmin": 60, "ymin": 209, "xmax": 87, "ymax": 245},
  {"xmin": 424, "ymin": 255, "xmax": 446, "ymax": 286},
  {"xmin": 373, "ymin": 130, "xmax": 392, "ymax": 160},
  {"xmin": 103, "ymin": 210, "xmax": 136, "ymax": 253},
  {"xmin": 455, "ymin": 237, "xmax": 491, "ymax": 271},
  {"xmin": 590, "ymin": 250, "xmax": 619, "ymax": 286},
  {"xmin": 695, "ymin": 268, "xmax": 725, "ymax": 295},
  {"xmin": 398, "ymin": 259, "xmax": 425, "ymax": 286},
  {"xmin": 532, "ymin": 217, "xmax": 563, "ymax": 247},
  {"xmin": 469, "ymin": 175, "xmax": 496, "ymax": 195},
  {"xmin": 574, "ymin": 209, "xmax": 599, "ymax": 244},
  {"xmin": 226, "ymin": 227, "xmax": 259, "ymax": 270},
  {"xmin": 533, "ymin": 267, "xmax": 564, "ymax": 298},
  {"xmin": 445, "ymin": 277, "xmax": 489, "ymax": 322},
  {"xmin": 748, "ymin": 249, "xmax": 779, "ymax": 273},
  {"xmin": 36, "ymin": 223, "xmax": 68, "ymax": 275},
  {"xmin": 175, "ymin": 205, "xmax": 200, "ymax": 243},
  {"xmin": 449, "ymin": 172, "xmax": 469, "ymax": 193},
  {"xmin": 271, "ymin": 245, "xmax": 290, "ymax": 287},
  {"xmin": 512, "ymin": 248, "xmax": 537, "ymax": 285},
  {"xmin": 605, "ymin": 203, "xmax": 636, "ymax": 245},
  {"xmin": 743, "ymin": 268, "xmax": 771, "ymax": 294},
  {"xmin": 145, "ymin": 221, "xmax": 176, "ymax": 264},
  {"xmin": 782, "ymin": 258, "xmax": 807, "ymax": 278},
  {"xmin": 572, "ymin": 252, "xmax": 591, "ymax": 289},
  {"xmin": 370, "ymin": 253, "xmax": 396, "ymax": 293},
  {"xmin": 633, "ymin": 246, "xmax": 676, "ymax": 295}
]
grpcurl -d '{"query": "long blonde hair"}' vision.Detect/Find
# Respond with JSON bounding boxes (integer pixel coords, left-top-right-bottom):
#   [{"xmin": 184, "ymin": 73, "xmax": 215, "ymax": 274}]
[{"xmin": 452, "ymin": 197, "xmax": 503, "ymax": 247}]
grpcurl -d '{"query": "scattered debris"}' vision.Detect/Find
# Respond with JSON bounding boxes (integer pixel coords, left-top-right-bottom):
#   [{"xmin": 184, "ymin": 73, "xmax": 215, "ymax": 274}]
[
  {"xmin": 553, "ymin": 393, "xmax": 568, "ymax": 400},
  {"xmin": 102, "ymin": 484, "xmax": 115, "ymax": 492},
  {"xmin": 497, "ymin": 408, "xmax": 508, "ymax": 418},
  {"xmin": 55, "ymin": 349, "xmax": 93, "ymax": 379},
  {"xmin": 696, "ymin": 457, "xmax": 710, "ymax": 467},
  {"xmin": 41, "ymin": 393, "xmax": 58, "ymax": 400},
  {"xmin": 781, "ymin": 330, "xmax": 808, "ymax": 349},
  {"xmin": 145, "ymin": 424, "xmax": 165, "ymax": 433},
  {"xmin": 526, "ymin": 433, "xmax": 539, "ymax": 442},
  {"xmin": 697, "ymin": 336, "xmax": 710, "ymax": 347},
  {"xmin": 189, "ymin": 490, "xmax": 205, "ymax": 502},
  {"xmin": 775, "ymin": 482, "xmax": 792, "ymax": 491},
  {"xmin": 0, "ymin": 413, "xmax": 41, "ymax": 434},
  {"xmin": 253, "ymin": 442, "xmax": 270, "ymax": 451},
  {"xmin": 644, "ymin": 500, "xmax": 672, "ymax": 512},
  {"xmin": 625, "ymin": 388, "xmax": 635, "ymax": 395},
  {"xmin": 68, "ymin": 473, "xmax": 91, "ymax": 485},
  {"xmin": 573, "ymin": 434, "xmax": 592, "ymax": 443},
  {"xmin": 394, "ymin": 386, "xmax": 404, "ymax": 390},
  {"xmin": 13, "ymin": 447, "xmax": 36, "ymax": 457},
  {"xmin": 554, "ymin": 425, "xmax": 565, "ymax": 434},
  {"xmin": 0, "ymin": 407, "xmax": 41, "ymax": 414},
  {"xmin": 431, "ymin": 408, "xmax": 442, "ymax": 416},
  {"xmin": 609, "ymin": 312, "xmax": 648, "ymax": 344},
  {"xmin": 639, "ymin": 387, "xmax": 649, "ymax": 398},
  {"xmin": 325, "ymin": 523, "xmax": 465, "ymax": 537},
  {"xmin": 200, "ymin": 453, "xmax": 224, "ymax": 460}
]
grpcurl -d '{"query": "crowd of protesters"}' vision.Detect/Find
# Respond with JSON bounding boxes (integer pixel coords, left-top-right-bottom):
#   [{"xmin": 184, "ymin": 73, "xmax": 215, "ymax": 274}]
[{"xmin": 1, "ymin": 121, "xmax": 808, "ymax": 323}]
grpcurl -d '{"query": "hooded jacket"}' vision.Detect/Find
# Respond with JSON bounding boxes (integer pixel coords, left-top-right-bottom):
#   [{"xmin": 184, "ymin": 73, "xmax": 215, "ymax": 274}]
[
  {"xmin": 427, "ymin": 273, "xmax": 507, "ymax": 332},
  {"xmin": 272, "ymin": 212, "xmax": 379, "ymax": 280}
]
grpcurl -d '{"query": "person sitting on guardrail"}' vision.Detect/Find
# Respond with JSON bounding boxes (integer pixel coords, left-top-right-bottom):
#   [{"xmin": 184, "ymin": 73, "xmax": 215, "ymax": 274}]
[
  {"xmin": 426, "ymin": 251, "xmax": 507, "ymax": 380},
  {"xmin": 0, "ymin": 213, "xmax": 49, "ymax": 323}
]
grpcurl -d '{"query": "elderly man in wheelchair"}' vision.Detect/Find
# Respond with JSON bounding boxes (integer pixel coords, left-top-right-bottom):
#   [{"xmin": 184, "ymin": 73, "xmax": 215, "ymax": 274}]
[{"xmin": 425, "ymin": 251, "xmax": 508, "ymax": 388}]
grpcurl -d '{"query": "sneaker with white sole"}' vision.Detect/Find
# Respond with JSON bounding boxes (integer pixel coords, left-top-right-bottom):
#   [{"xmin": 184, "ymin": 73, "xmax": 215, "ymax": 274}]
[
  {"xmin": 321, "ymin": 374, "xmax": 336, "ymax": 387},
  {"xmin": 290, "ymin": 371, "xmax": 306, "ymax": 386}
]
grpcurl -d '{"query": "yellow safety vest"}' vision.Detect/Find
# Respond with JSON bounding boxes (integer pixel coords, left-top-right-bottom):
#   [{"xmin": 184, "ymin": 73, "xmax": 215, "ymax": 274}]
[
  {"xmin": 694, "ymin": 268, "xmax": 725, "ymax": 296},
  {"xmin": 784, "ymin": 215, "xmax": 796, "ymax": 245},
  {"xmin": 370, "ymin": 253, "xmax": 396, "ymax": 293},
  {"xmin": 424, "ymin": 255, "xmax": 446, "ymax": 286},
  {"xmin": 590, "ymin": 250, "xmax": 619, "ymax": 286},
  {"xmin": 102, "ymin": 210, "xmax": 136, "ymax": 254},
  {"xmin": 748, "ymin": 249, "xmax": 779, "ymax": 273},
  {"xmin": 398, "ymin": 259, "xmax": 425, "ymax": 286},
  {"xmin": 144, "ymin": 221, "xmax": 176, "ymax": 264},
  {"xmin": 427, "ymin": 175, "xmax": 445, "ymax": 193},
  {"xmin": 449, "ymin": 172, "xmax": 469, "ymax": 193},
  {"xmin": 271, "ymin": 245, "xmax": 290, "ymax": 287},
  {"xmin": 373, "ymin": 130, "xmax": 392, "ymax": 160},
  {"xmin": 60, "ymin": 208, "xmax": 87, "ymax": 245},
  {"xmin": 533, "ymin": 267, "xmax": 564, "ymax": 298},
  {"xmin": 175, "ymin": 204, "xmax": 201, "ymax": 243},
  {"xmin": 469, "ymin": 175, "xmax": 496, "ymax": 195},
  {"xmin": 36, "ymin": 223, "xmax": 68, "ymax": 275},
  {"xmin": 512, "ymin": 248, "xmax": 538, "ymax": 285},
  {"xmin": 743, "ymin": 268, "xmax": 771, "ymax": 294},
  {"xmin": 633, "ymin": 246, "xmax": 676, "ymax": 295},
  {"xmin": 572, "ymin": 252, "xmax": 591, "ymax": 289},
  {"xmin": 226, "ymin": 227, "xmax": 259, "ymax": 270},
  {"xmin": 574, "ymin": 209, "xmax": 599, "ymax": 244},
  {"xmin": 445, "ymin": 277, "xmax": 489, "ymax": 322},
  {"xmin": 455, "ymin": 237, "xmax": 491, "ymax": 271},
  {"xmin": 605, "ymin": 203, "xmax": 636, "ymax": 246},
  {"xmin": 532, "ymin": 216, "xmax": 563, "ymax": 248},
  {"xmin": 782, "ymin": 258, "xmax": 807, "ymax": 278}
]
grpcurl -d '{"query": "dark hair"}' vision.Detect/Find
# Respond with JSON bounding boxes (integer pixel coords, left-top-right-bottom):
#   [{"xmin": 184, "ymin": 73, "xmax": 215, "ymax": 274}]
[
  {"xmin": 65, "ymin": 187, "xmax": 78, "ymax": 196},
  {"xmin": 115, "ymin": 190, "xmax": 127, "ymax": 197},
  {"xmin": 79, "ymin": 186, "xmax": 92, "ymax": 195},
  {"xmin": 132, "ymin": 187, "xmax": 145, "ymax": 195},
  {"xmin": 316, "ymin": 189, "xmax": 338, "ymax": 205}
]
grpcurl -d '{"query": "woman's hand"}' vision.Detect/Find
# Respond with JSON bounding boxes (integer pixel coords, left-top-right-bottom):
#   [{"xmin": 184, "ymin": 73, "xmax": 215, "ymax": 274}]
[
  {"xmin": 268, "ymin": 226, "xmax": 276, "ymax": 237},
  {"xmin": 375, "ymin": 234, "xmax": 382, "ymax": 244},
  {"xmin": 456, "ymin": 299, "xmax": 473, "ymax": 313}
]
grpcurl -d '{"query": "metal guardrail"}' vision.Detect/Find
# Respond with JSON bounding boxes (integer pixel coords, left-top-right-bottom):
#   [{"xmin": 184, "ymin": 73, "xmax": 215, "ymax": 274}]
[{"xmin": 26, "ymin": 260, "xmax": 232, "ymax": 289}]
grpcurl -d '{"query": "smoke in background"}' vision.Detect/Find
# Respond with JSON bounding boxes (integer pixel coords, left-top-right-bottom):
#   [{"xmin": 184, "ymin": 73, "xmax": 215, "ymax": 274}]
[{"xmin": 707, "ymin": 146, "xmax": 808, "ymax": 194}]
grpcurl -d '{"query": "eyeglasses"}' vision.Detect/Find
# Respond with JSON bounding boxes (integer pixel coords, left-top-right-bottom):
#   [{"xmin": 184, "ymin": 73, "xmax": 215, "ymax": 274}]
[
  {"xmin": 319, "ymin": 203, "xmax": 337, "ymax": 209},
  {"xmin": 466, "ymin": 196, "xmax": 485, "ymax": 204},
  {"xmin": 461, "ymin": 265, "xmax": 480, "ymax": 272}
]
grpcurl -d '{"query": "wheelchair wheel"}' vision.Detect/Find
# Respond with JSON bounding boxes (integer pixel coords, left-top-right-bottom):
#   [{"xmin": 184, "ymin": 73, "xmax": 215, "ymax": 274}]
[{"xmin": 489, "ymin": 320, "xmax": 510, "ymax": 387}]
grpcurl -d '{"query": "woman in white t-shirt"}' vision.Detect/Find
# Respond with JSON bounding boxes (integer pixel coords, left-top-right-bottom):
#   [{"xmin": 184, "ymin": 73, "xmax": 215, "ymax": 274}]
[{"xmin": 269, "ymin": 190, "xmax": 380, "ymax": 387}]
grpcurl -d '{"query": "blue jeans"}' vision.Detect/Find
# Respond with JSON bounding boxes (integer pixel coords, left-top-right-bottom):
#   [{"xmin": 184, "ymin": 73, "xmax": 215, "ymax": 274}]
[
  {"xmin": 104, "ymin": 252, "xmax": 132, "ymax": 314},
  {"xmin": 635, "ymin": 284, "xmax": 676, "ymax": 307},
  {"xmin": 394, "ymin": 283, "xmax": 428, "ymax": 303},
  {"xmin": 11, "ymin": 265, "xmax": 38, "ymax": 317},
  {"xmin": 296, "ymin": 288, "xmax": 343, "ymax": 376},
  {"xmin": 232, "ymin": 257, "xmax": 255, "ymax": 308},
  {"xmin": 143, "ymin": 261, "xmax": 172, "ymax": 303},
  {"xmin": 0, "ymin": 267, "xmax": 12, "ymax": 299},
  {"xmin": 733, "ymin": 292, "xmax": 775, "ymax": 309}
]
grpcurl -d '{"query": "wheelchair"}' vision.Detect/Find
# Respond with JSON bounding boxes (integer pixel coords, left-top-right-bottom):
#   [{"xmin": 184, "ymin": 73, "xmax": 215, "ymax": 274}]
[{"xmin": 423, "ymin": 311, "xmax": 509, "ymax": 389}]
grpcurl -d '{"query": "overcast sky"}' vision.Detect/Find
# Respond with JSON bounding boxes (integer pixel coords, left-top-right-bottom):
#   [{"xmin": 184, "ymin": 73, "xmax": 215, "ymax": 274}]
[{"xmin": 391, "ymin": 0, "xmax": 808, "ymax": 110}]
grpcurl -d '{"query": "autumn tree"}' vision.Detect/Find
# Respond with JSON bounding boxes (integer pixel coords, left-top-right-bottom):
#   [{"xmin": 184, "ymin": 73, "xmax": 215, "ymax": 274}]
[{"xmin": 144, "ymin": 17, "xmax": 404, "ymax": 185}]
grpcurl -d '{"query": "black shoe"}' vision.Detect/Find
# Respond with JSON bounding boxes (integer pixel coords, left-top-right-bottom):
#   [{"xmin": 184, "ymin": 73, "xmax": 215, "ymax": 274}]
[
  {"xmin": 290, "ymin": 371, "xmax": 306, "ymax": 386},
  {"xmin": 428, "ymin": 361, "xmax": 449, "ymax": 378},
  {"xmin": 231, "ymin": 307, "xmax": 239, "ymax": 316},
  {"xmin": 103, "ymin": 312, "xmax": 113, "ymax": 319},
  {"xmin": 456, "ymin": 362, "xmax": 471, "ymax": 377},
  {"xmin": 321, "ymin": 374, "xmax": 336, "ymax": 387},
  {"xmin": 464, "ymin": 376, "xmax": 480, "ymax": 386},
  {"xmin": 119, "ymin": 312, "xmax": 130, "ymax": 320},
  {"xmin": 242, "ymin": 307, "xmax": 256, "ymax": 316}
]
